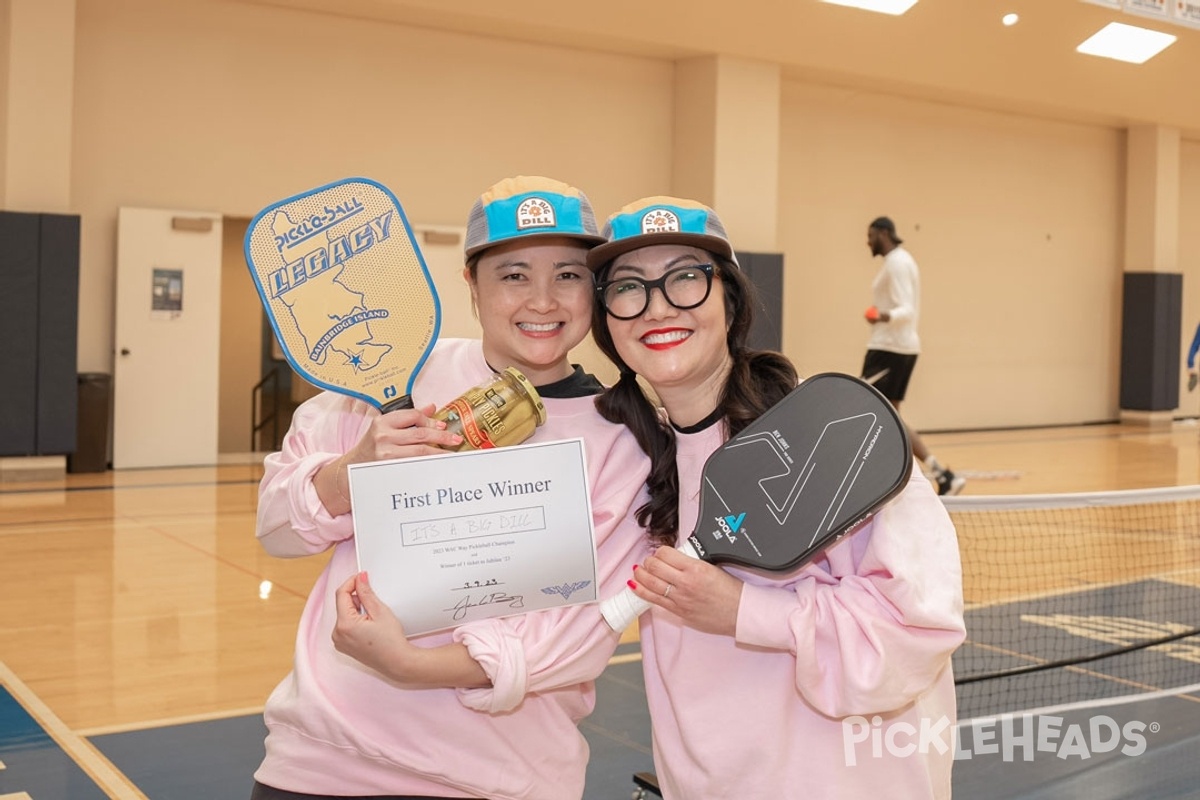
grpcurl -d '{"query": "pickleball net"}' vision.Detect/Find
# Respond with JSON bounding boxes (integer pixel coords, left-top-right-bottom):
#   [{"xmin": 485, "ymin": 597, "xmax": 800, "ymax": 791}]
[{"xmin": 944, "ymin": 486, "xmax": 1200, "ymax": 721}]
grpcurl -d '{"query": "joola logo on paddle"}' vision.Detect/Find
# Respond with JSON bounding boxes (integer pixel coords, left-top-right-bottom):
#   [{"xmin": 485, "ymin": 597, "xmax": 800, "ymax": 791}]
[{"xmin": 715, "ymin": 512, "xmax": 746, "ymax": 541}]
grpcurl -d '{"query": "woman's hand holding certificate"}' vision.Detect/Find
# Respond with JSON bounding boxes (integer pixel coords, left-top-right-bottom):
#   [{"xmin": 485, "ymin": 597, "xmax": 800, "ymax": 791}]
[{"xmin": 332, "ymin": 571, "xmax": 490, "ymax": 687}]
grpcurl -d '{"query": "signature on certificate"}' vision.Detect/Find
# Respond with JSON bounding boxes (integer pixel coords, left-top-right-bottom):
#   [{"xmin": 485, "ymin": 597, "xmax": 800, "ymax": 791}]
[{"xmin": 448, "ymin": 591, "xmax": 526, "ymax": 621}]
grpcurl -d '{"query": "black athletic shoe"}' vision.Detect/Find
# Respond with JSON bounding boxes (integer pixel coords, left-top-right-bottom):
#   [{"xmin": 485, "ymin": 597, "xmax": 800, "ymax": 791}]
[{"xmin": 935, "ymin": 467, "xmax": 966, "ymax": 496}]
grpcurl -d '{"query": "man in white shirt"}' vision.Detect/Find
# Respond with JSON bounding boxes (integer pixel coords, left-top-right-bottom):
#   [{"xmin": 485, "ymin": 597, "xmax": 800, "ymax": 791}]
[{"xmin": 862, "ymin": 216, "xmax": 965, "ymax": 496}]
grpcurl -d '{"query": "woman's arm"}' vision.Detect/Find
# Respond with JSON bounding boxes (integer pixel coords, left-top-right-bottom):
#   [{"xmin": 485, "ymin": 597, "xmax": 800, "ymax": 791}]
[
  {"xmin": 256, "ymin": 393, "xmax": 363, "ymax": 557},
  {"xmin": 735, "ymin": 467, "xmax": 965, "ymax": 717},
  {"xmin": 449, "ymin": 443, "xmax": 652, "ymax": 712},
  {"xmin": 257, "ymin": 394, "xmax": 462, "ymax": 557},
  {"xmin": 332, "ymin": 572, "xmax": 490, "ymax": 688},
  {"xmin": 631, "ymin": 465, "xmax": 964, "ymax": 718}
]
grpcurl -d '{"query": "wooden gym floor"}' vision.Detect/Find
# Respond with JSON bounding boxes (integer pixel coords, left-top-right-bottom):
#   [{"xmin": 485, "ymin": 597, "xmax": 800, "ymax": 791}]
[{"xmin": 2, "ymin": 420, "xmax": 1199, "ymax": 798}]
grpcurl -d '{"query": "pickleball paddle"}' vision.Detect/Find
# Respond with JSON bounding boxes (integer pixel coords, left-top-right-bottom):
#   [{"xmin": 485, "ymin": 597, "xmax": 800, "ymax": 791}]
[
  {"xmin": 600, "ymin": 372, "xmax": 912, "ymax": 630},
  {"xmin": 244, "ymin": 177, "xmax": 441, "ymax": 413}
]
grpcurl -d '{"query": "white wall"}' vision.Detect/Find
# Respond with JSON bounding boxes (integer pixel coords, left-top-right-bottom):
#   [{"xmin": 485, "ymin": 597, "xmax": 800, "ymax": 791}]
[
  {"xmin": 58, "ymin": 0, "xmax": 1200, "ymax": 433},
  {"xmin": 71, "ymin": 0, "xmax": 673, "ymax": 372},
  {"xmin": 778, "ymin": 81, "xmax": 1125, "ymax": 430}
]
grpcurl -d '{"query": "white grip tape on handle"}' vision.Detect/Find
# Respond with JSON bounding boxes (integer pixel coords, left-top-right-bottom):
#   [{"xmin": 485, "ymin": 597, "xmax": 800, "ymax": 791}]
[{"xmin": 599, "ymin": 539, "xmax": 701, "ymax": 631}]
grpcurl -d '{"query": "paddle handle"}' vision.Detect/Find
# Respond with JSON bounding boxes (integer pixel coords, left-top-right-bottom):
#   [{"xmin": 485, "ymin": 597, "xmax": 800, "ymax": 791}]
[
  {"xmin": 380, "ymin": 395, "xmax": 415, "ymax": 414},
  {"xmin": 599, "ymin": 539, "xmax": 700, "ymax": 631}
]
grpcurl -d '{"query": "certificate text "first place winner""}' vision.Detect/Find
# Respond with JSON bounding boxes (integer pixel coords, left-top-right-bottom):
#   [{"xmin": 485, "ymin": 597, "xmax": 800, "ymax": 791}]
[{"xmin": 391, "ymin": 478, "xmax": 553, "ymax": 510}]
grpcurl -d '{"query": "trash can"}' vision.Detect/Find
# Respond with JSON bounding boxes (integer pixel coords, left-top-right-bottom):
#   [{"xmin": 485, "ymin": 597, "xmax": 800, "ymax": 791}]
[{"xmin": 68, "ymin": 372, "xmax": 111, "ymax": 473}]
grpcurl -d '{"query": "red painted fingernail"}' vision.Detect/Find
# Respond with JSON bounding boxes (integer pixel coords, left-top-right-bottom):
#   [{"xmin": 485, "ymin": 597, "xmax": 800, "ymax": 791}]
[
  {"xmin": 632, "ymin": 564, "xmax": 638, "ymax": 571},
  {"xmin": 627, "ymin": 579, "xmax": 638, "ymax": 590}
]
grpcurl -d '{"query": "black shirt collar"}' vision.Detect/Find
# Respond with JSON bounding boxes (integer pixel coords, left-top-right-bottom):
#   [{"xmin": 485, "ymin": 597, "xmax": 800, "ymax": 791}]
[
  {"xmin": 671, "ymin": 406, "xmax": 723, "ymax": 434},
  {"xmin": 535, "ymin": 365, "xmax": 604, "ymax": 399}
]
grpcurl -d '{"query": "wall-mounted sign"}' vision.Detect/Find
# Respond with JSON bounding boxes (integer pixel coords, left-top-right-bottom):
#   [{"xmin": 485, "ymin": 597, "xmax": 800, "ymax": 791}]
[{"xmin": 152, "ymin": 267, "xmax": 183, "ymax": 318}]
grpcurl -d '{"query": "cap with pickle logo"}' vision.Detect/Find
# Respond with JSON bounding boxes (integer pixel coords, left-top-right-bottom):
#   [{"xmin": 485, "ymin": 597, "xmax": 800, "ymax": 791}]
[
  {"xmin": 640, "ymin": 208, "xmax": 681, "ymax": 234},
  {"xmin": 516, "ymin": 197, "xmax": 557, "ymax": 230}
]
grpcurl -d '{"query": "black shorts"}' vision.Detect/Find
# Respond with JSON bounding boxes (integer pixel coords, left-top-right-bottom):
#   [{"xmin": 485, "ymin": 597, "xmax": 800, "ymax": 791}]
[{"xmin": 861, "ymin": 349, "xmax": 918, "ymax": 403}]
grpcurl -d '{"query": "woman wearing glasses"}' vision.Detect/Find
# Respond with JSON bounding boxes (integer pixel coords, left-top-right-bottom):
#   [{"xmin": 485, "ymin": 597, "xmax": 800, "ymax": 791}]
[{"xmin": 588, "ymin": 197, "xmax": 965, "ymax": 799}]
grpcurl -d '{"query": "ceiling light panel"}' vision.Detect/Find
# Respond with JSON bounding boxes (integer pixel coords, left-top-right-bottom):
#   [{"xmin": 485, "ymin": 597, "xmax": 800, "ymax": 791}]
[
  {"xmin": 821, "ymin": 0, "xmax": 919, "ymax": 15},
  {"xmin": 1076, "ymin": 21, "xmax": 1177, "ymax": 63}
]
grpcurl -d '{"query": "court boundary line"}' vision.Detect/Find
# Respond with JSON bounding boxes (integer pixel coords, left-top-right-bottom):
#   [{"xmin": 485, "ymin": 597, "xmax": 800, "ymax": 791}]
[
  {"xmin": 578, "ymin": 718, "xmax": 653, "ymax": 756},
  {"xmin": 0, "ymin": 478, "xmax": 262, "ymax": 497},
  {"xmin": 922, "ymin": 420, "xmax": 1196, "ymax": 442},
  {"xmin": 959, "ymin": 680, "xmax": 1200, "ymax": 728},
  {"xmin": 78, "ymin": 706, "xmax": 267, "ymax": 738},
  {"xmin": 0, "ymin": 509, "xmax": 259, "ymax": 534},
  {"xmin": 0, "ymin": 660, "xmax": 147, "ymax": 800},
  {"xmin": 958, "ymin": 636, "xmax": 1200, "ymax": 699},
  {"xmin": 962, "ymin": 572, "xmax": 1200, "ymax": 611},
  {"xmin": 943, "ymin": 483, "xmax": 1200, "ymax": 511},
  {"xmin": 608, "ymin": 652, "xmax": 643, "ymax": 666},
  {"xmin": 956, "ymin": 577, "xmax": 1200, "ymax": 719}
]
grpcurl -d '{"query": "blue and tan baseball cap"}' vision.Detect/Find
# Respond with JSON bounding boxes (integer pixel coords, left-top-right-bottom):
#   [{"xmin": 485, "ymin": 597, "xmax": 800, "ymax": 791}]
[
  {"xmin": 463, "ymin": 176, "xmax": 606, "ymax": 259},
  {"xmin": 586, "ymin": 196, "xmax": 737, "ymax": 273}
]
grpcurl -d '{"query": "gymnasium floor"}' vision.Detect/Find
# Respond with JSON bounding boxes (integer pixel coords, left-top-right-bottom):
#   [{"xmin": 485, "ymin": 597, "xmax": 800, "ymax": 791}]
[{"xmin": 2, "ymin": 421, "xmax": 1199, "ymax": 799}]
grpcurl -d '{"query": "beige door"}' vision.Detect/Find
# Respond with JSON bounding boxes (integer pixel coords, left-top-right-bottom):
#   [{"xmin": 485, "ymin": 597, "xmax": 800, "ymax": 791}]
[{"xmin": 113, "ymin": 208, "xmax": 223, "ymax": 468}]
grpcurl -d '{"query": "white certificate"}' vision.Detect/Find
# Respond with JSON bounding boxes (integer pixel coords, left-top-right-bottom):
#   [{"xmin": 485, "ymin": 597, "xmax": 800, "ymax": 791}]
[{"xmin": 348, "ymin": 438, "xmax": 597, "ymax": 637}]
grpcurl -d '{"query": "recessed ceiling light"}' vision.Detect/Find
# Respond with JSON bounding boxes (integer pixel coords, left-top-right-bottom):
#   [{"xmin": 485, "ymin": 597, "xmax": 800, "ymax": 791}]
[
  {"xmin": 1002, "ymin": 13, "xmax": 1020, "ymax": 26},
  {"xmin": 1077, "ymin": 21, "xmax": 1176, "ymax": 64},
  {"xmin": 820, "ymin": 0, "xmax": 919, "ymax": 15}
]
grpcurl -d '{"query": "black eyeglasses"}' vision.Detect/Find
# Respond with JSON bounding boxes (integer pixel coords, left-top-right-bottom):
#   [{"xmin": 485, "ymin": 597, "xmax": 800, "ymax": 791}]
[{"xmin": 597, "ymin": 263, "xmax": 715, "ymax": 320}]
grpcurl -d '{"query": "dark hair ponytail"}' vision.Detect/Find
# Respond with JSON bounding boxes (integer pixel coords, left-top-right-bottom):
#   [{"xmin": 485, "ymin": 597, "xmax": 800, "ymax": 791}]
[
  {"xmin": 593, "ymin": 255, "xmax": 798, "ymax": 546},
  {"xmin": 595, "ymin": 372, "xmax": 679, "ymax": 544},
  {"xmin": 715, "ymin": 256, "xmax": 800, "ymax": 437}
]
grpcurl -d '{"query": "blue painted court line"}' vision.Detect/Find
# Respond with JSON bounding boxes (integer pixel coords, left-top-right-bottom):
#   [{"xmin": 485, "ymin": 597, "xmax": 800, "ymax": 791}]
[{"xmin": 0, "ymin": 686, "xmax": 111, "ymax": 799}]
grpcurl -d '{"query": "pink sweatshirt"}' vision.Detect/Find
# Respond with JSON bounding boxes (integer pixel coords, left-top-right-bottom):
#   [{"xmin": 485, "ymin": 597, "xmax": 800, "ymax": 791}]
[
  {"xmin": 642, "ymin": 423, "xmax": 965, "ymax": 799},
  {"xmin": 254, "ymin": 338, "xmax": 651, "ymax": 799}
]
